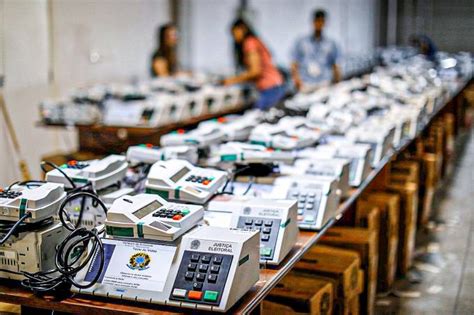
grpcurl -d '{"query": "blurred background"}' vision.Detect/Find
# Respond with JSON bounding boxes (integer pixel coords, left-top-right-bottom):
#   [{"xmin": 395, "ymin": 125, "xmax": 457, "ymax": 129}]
[{"xmin": 0, "ymin": 0, "xmax": 473, "ymax": 184}]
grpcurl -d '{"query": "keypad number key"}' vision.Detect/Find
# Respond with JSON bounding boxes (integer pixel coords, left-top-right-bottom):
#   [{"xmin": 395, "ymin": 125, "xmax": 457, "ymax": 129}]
[
  {"xmin": 207, "ymin": 274, "xmax": 218, "ymax": 283},
  {"xmin": 196, "ymin": 273, "xmax": 206, "ymax": 282}
]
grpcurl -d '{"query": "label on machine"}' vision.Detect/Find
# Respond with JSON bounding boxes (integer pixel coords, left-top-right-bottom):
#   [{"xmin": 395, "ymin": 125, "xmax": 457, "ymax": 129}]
[{"xmin": 85, "ymin": 239, "xmax": 177, "ymax": 292}]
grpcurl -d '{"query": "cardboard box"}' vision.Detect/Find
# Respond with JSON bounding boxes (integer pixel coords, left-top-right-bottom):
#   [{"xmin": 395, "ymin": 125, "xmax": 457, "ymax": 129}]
[
  {"xmin": 319, "ymin": 227, "xmax": 377, "ymax": 315},
  {"xmin": 385, "ymin": 181, "xmax": 418, "ymax": 275},
  {"xmin": 265, "ymin": 273, "xmax": 333, "ymax": 315},
  {"xmin": 358, "ymin": 193, "xmax": 399, "ymax": 292},
  {"xmin": 295, "ymin": 245, "xmax": 361, "ymax": 301}
]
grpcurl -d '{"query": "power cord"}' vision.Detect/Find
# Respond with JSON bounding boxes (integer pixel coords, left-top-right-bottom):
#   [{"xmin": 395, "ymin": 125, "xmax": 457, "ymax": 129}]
[
  {"xmin": 0, "ymin": 212, "xmax": 32, "ymax": 245},
  {"xmin": 0, "ymin": 191, "xmax": 107, "ymax": 293},
  {"xmin": 40, "ymin": 161, "xmax": 77, "ymax": 189}
]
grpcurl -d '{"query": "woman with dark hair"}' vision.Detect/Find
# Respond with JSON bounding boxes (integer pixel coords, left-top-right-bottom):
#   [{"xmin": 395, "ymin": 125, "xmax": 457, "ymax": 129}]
[
  {"xmin": 223, "ymin": 18, "xmax": 285, "ymax": 110},
  {"xmin": 151, "ymin": 23, "xmax": 178, "ymax": 77}
]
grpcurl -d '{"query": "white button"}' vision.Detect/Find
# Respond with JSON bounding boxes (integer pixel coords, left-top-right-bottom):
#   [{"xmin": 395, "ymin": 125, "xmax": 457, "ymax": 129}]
[{"xmin": 172, "ymin": 288, "xmax": 187, "ymax": 298}]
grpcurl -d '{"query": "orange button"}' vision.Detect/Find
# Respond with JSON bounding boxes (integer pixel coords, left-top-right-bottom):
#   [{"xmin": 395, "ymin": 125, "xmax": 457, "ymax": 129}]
[
  {"xmin": 172, "ymin": 214, "xmax": 183, "ymax": 221},
  {"xmin": 188, "ymin": 290, "xmax": 202, "ymax": 300},
  {"xmin": 202, "ymin": 180, "xmax": 210, "ymax": 185}
]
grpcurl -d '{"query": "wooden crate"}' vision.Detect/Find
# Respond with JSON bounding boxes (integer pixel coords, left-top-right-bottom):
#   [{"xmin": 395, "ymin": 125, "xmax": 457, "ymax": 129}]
[
  {"xmin": 385, "ymin": 180, "xmax": 418, "ymax": 275},
  {"xmin": 319, "ymin": 227, "xmax": 377, "ymax": 315},
  {"xmin": 421, "ymin": 153, "xmax": 442, "ymax": 188},
  {"xmin": 265, "ymin": 273, "xmax": 333, "ymax": 315},
  {"xmin": 358, "ymin": 193, "xmax": 399, "ymax": 292},
  {"xmin": 391, "ymin": 160, "xmax": 420, "ymax": 185},
  {"xmin": 354, "ymin": 204, "xmax": 380, "ymax": 234},
  {"xmin": 295, "ymin": 245, "xmax": 361, "ymax": 302},
  {"xmin": 419, "ymin": 185, "xmax": 436, "ymax": 226}
]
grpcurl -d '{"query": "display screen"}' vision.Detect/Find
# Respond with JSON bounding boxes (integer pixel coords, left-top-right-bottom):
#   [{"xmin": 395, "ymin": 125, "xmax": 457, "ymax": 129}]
[
  {"xmin": 133, "ymin": 200, "xmax": 162, "ymax": 219},
  {"xmin": 170, "ymin": 166, "xmax": 191, "ymax": 182}
]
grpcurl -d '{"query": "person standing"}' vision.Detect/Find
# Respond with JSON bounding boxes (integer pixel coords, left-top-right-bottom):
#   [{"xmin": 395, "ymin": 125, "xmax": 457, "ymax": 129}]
[
  {"xmin": 223, "ymin": 18, "xmax": 285, "ymax": 111},
  {"xmin": 151, "ymin": 23, "xmax": 179, "ymax": 77},
  {"xmin": 291, "ymin": 9, "xmax": 341, "ymax": 92}
]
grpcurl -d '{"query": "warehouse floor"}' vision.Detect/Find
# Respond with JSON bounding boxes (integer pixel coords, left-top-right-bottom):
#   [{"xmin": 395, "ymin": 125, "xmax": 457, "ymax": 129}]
[{"xmin": 376, "ymin": 129, "xmax": 474, "ymax": 315}]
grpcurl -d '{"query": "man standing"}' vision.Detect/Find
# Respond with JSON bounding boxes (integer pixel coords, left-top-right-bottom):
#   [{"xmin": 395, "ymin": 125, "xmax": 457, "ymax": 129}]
[{"xmin": 291, "ymin": 9, "xmax": 341, "ymax": 92}]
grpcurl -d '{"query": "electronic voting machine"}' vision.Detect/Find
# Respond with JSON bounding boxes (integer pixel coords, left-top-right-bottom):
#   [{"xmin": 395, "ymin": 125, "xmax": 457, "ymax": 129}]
[
  {"xmin": 72, "ymin": 193, "xmax": 260, "ymax": 312},
  {"xmin": 145, "ymin": 159, "xmax": 228, "ymax": 204},
  {"xmin": 205, "ymin": 196, "xmax": 298, "ymax": 265},
  {"xmin": 46, "ymin": 155, "xmax": 128, "ymax": 190},
  {"xmin": 270, "ymin": 175, "xmax": 340, "ymax": 230},
  {"xmin": 126, "ymin": 144, "xmax": 198, "ymax": 165},
  {"xmin": 0, "ymin": 182, "xmax": 69, "ymax": 280}
]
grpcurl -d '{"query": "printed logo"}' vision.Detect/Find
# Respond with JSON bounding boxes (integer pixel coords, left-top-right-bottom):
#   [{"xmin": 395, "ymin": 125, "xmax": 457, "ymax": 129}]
[
  {"xmin": 190, "ymin": 240, "xmax": 201, "ymax": 250},
  {"xmin": 127, "ymin": 252, "xmax": 151, "ymax": 271},
  {"xmin": 243, "ymin": 207, "xmax": 251, "ymax": 215}
]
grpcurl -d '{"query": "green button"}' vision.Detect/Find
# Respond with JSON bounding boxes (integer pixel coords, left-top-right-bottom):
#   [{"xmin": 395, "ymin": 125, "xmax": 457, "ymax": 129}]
[
  {"xmin": 181, "ymin": 209, "xmax": 190, "ymax": 215},
  {"xmin": 260, "ymin": 248, "xmax": 272, "ymax": 257},
  {"xmin": 204, "ymin": 290, "xmax": 219, "ymax": 302}
]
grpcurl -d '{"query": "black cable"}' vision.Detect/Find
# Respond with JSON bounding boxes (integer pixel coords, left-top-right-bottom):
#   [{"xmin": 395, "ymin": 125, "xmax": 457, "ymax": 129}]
[
  {"xmin": 0, "ymin": 212, "xmax": 32, "ymax": 245},
  {"xmin": 5, "ymin": 181, "xmax": 19, "ymax": 192},
  {"xmin": 0, "ymin": 217, "xmax": 53, "ymax": 234},
  {"xmin": 19, "ymin": 227, "xmax": 105, "ymax": 292},
  {"xmin": 18, "ymin": 180, "xmax": 47, "ymax": 189},
  {"xmin": 41, "ymin": 161, "xmax": 77, "ymax": 189},
  {"xmin": 242, "ymin": 176, "xmax": 255, "ymax": 196},
  {"xmin": 0, "ymin": 192, "xmax": 108, "ymax": 292},
  {"xmin": 58, "ymin": 191, "xmax": 108, "ymax": 232}
]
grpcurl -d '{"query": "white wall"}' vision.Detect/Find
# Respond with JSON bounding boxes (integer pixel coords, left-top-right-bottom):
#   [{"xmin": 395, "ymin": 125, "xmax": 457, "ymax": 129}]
[
  {"xmin": 52, "ymin": 0, "xmax": 170, "ymax": 88},
  {"xmin": 0, "ymin": 0, "xmax": 170, "ymax": 185},
  {"xmin": 180, "ymin": 0, "xmax": 378, "ymax": 73}
]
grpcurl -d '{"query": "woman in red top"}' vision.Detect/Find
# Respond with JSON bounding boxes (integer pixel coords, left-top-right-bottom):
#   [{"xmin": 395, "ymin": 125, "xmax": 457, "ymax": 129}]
[{"xmin": 223, "ymin": 18, "xmax": 285, "ymax": 110}]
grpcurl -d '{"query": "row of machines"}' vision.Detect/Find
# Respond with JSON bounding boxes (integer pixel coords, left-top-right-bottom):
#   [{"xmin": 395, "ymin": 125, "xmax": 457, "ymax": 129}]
[
  {"xmin": 39, "ymin": 74, "xmax": 255, "ymax": 127},
  {"xmin": 3, "ymin": 53, "xmax": 468, "ymax": 312}
]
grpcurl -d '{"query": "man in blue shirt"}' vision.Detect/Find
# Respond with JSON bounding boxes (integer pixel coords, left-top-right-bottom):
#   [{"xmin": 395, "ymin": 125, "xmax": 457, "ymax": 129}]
[{"xmin": 291, "ymin": 9, "xmax": 341, "ymax": 92}]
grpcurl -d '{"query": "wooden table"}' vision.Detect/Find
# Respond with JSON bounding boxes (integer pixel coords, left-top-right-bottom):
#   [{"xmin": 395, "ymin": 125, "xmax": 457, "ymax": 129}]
[
  {"xmin": 39, "ymin": 106, "xmax": 249, "ymax": 155},
  {"xmin": 2, "ymin": 80, "xmax": 470, "ymax": 314}
]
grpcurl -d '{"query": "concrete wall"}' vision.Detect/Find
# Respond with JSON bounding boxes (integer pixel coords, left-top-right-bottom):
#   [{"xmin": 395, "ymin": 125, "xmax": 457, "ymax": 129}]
[
  {"xmin": 179, "ymin": 0, "xmax": 378, "ymax": 74},
  {"xmin": 51, "ymin": 0, "xmax": 170, "ymax": 88},
  {"xmin": 0, "ymin": 0, "xmax": 170, "ymax": 184},
  {"xmin": 397, "ymin": 0, "xmax": 474, "ymax": 53}
]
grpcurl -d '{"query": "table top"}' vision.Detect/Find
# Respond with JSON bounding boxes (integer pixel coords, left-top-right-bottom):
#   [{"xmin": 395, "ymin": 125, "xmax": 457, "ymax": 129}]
[{"xmin": 0, "ymin": 79, "xmax": 469, "ymax": 314}]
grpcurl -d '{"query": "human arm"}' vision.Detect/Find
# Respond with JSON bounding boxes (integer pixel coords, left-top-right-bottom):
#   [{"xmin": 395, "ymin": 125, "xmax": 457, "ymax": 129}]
[
  {"xmin": 152, "ymin": 56, "xmax": 170, "ymax": 77},
  {"xmin": 223, "ymin": 49, "xmax": 262, "ymax": 85},
  {"xmin": 291, "ymin": 61, "xmax": 303, "ymax": 91},
  {"xmin": 332, "ymin": 63, "xmax": 341, "ymax": 83},
  {"xmin": 330, "ymin": 41, "xmax": 341, "ymax": 83}
]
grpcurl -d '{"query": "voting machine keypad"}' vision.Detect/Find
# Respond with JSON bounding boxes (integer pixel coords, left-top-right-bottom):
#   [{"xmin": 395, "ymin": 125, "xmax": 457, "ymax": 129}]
[
  {"xmin": 170, "ymin": 251, "xmax": 233, "ymax": 306},
  {"xmin": 0, "ymin": 191, "xmax": 22, "ymax": 199},
  {"xmin": 287, "ymin": 189, "xmax": 322, "ymax": 226},
  {"xmin": 152, "ymin": 207, "xmax": 191, "ymax": 221},
  {"xmin": 236, "ymin": 217, "xmax": 281, "ymax": 261},
  {"xmin": 61, "ymin": 160, "xmax": 89, "ymax": 169},
  {"xmin": 184, "ymin": 175, "xmax": 215, "ymax": 186}
]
